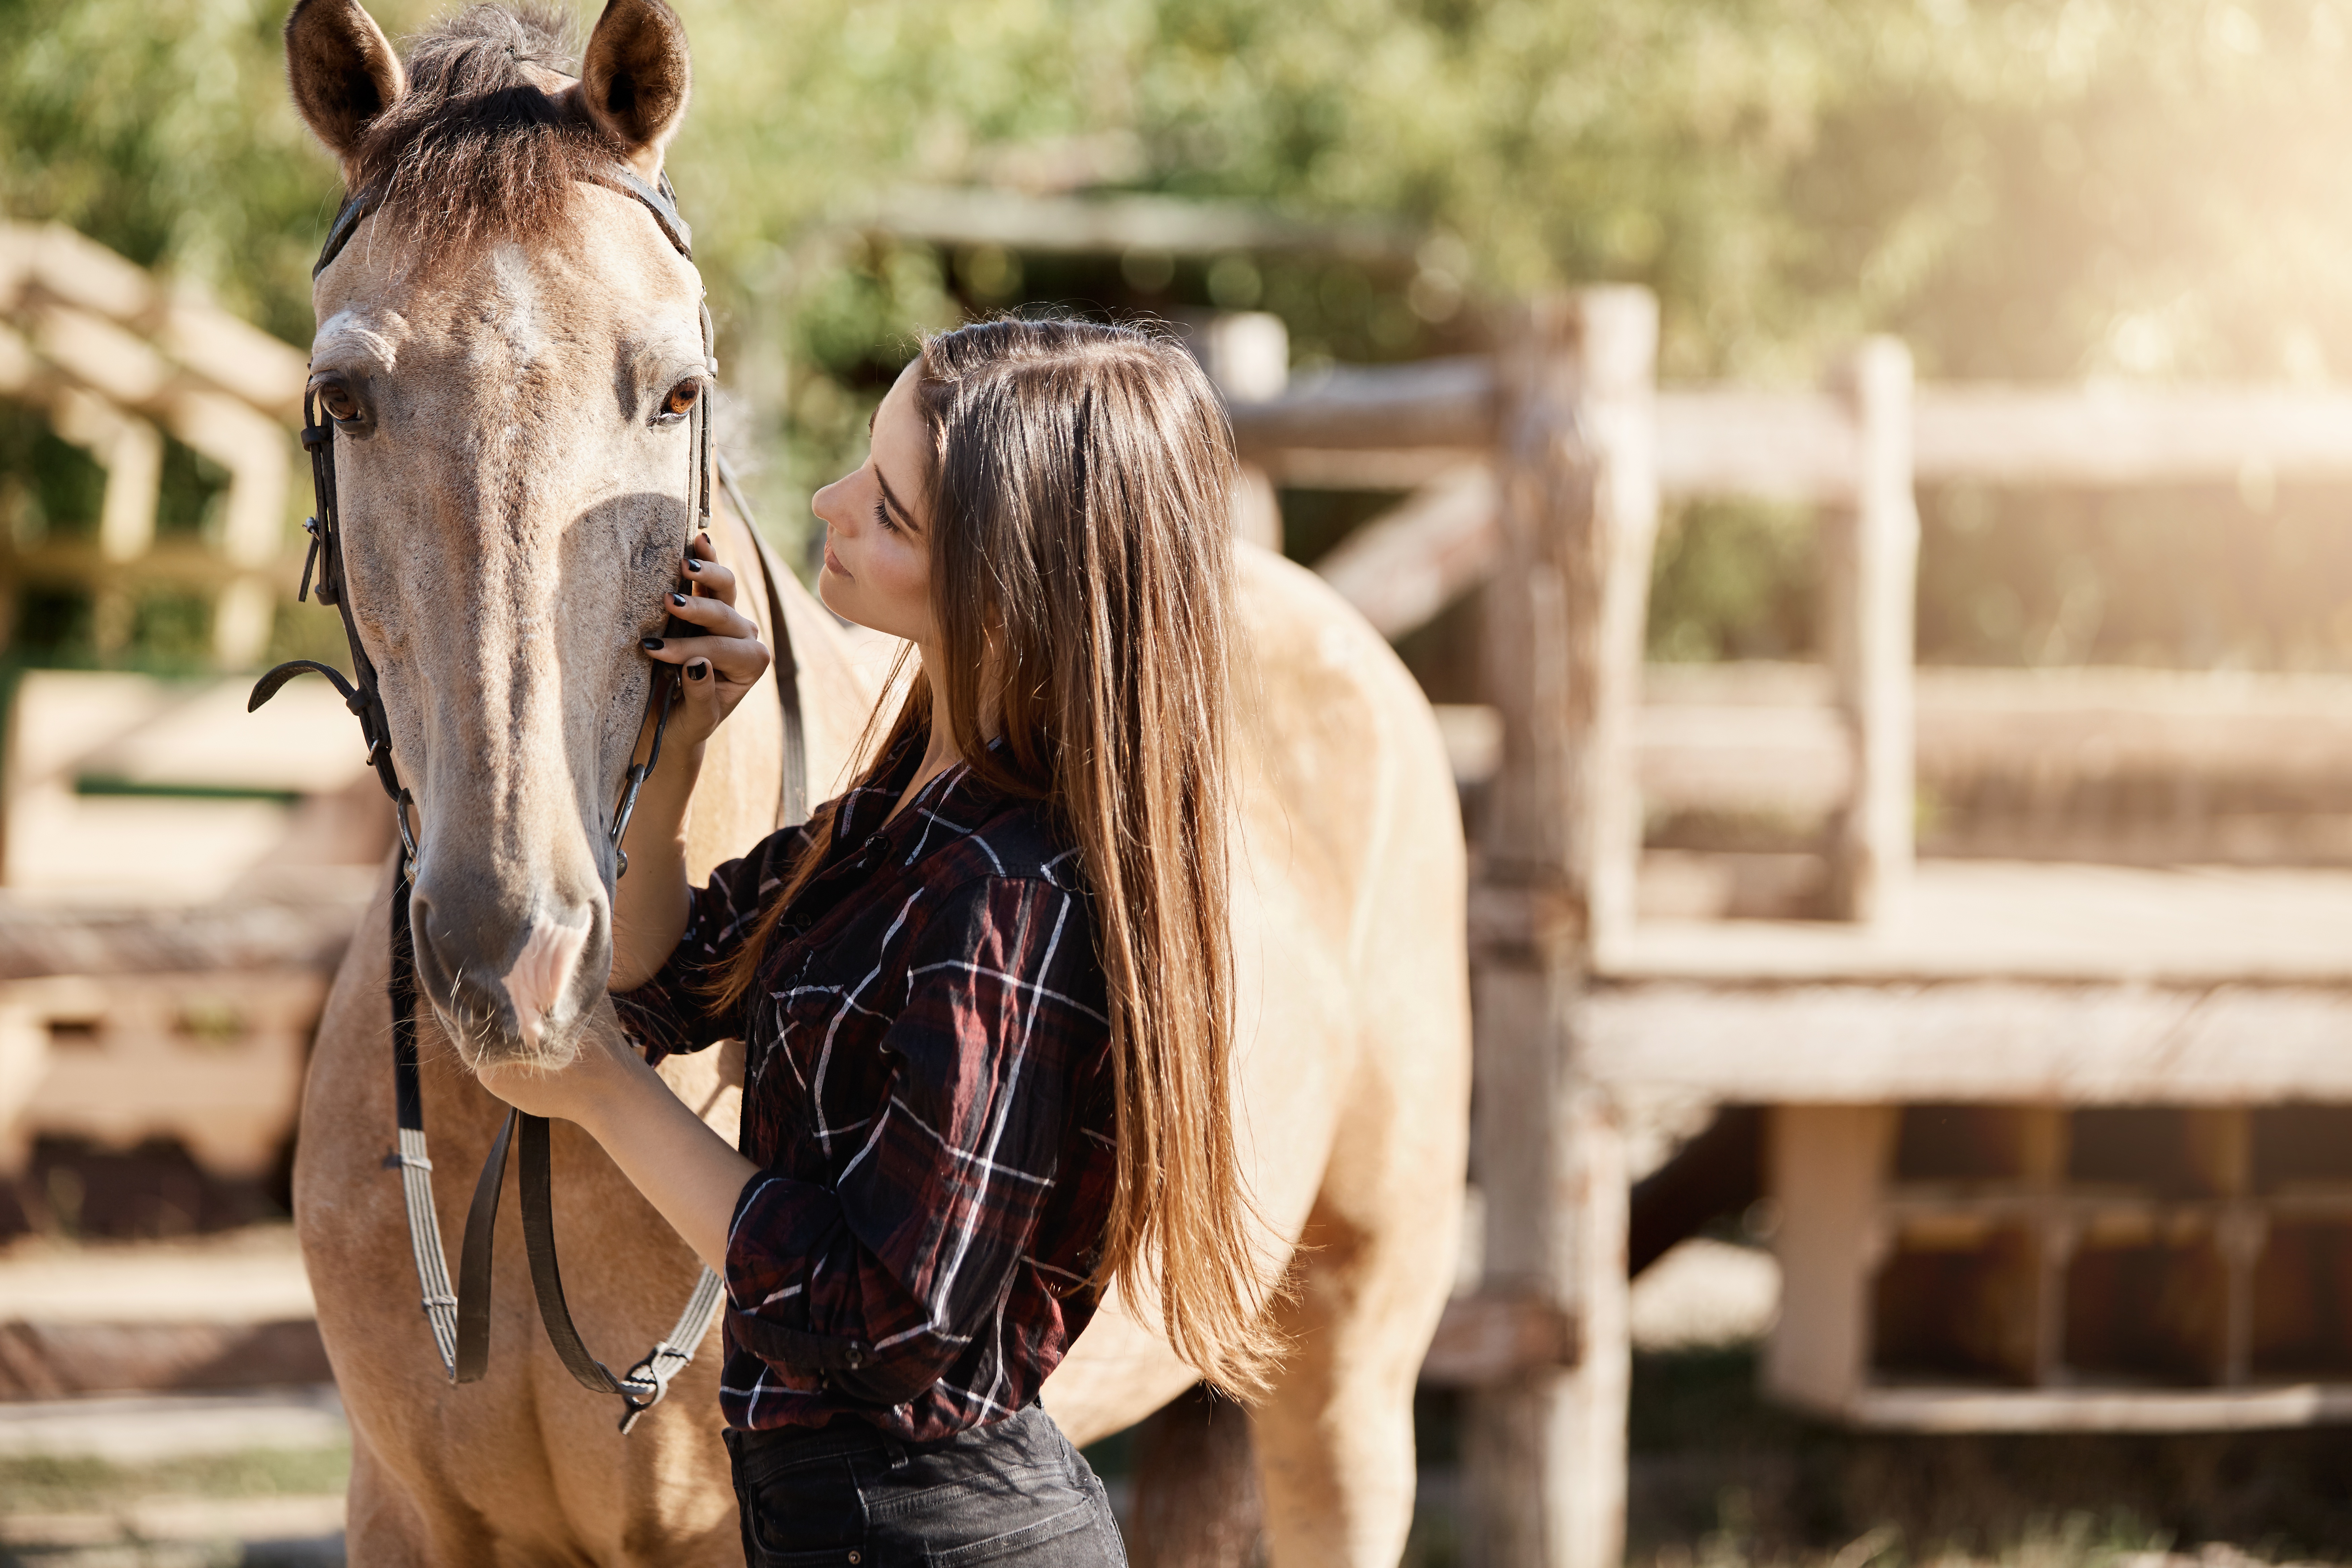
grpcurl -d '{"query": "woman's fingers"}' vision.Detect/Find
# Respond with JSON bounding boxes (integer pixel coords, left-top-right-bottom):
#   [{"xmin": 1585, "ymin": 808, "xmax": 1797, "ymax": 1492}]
[
  {"xmin": 643, "ymin": 632, "xmax": 770, "ymax": 687},
  {"xmin": 654, "ymin": 531, "xmax": 768, "ymax": 742},
  {"xmin": 659, "ymin": 589, "xmax": 758, "ymax": 643},
  {"xmin": 681, "ymin": 534, "xmax": 739, "ymax": 606}
]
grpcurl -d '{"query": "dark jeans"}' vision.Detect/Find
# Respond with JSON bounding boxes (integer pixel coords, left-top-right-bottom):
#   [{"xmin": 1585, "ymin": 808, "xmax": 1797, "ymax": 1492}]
[{"xmin": 724, "ymin": 1404, "xmax": 1128, "ymax": 1567}]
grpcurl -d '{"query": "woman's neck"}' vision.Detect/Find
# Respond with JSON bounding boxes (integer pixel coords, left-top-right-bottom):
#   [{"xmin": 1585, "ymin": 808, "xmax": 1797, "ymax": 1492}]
[{"xmin": 887, "ymin": 641, "xmax": 993, "ymax": 824}]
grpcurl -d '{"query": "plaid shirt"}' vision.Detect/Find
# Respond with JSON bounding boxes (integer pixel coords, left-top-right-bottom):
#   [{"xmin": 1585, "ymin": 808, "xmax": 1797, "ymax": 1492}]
[{"xmin": 613, "ymin": 736, "xmax": 1116, "ymax": 1441}]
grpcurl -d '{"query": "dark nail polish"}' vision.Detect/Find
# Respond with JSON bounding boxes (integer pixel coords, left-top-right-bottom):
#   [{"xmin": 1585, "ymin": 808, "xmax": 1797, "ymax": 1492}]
[
  {"xmin": 697, "ymin": 531, "xmax": 712, "ymax": 551},
  {"xmin": 641, "ymin": 637, "xmax": 664, "ymax": 651},
  {"xmin": 682, "ymin": 556, "xmax": 702, "ymax": 573},
  {"xmin": 669, "ymin": 592, "xmax": 688, "ymax": 607},
  {"xmin": 686, "ymin": 661, "xmax": 709, "ymax": 681}
]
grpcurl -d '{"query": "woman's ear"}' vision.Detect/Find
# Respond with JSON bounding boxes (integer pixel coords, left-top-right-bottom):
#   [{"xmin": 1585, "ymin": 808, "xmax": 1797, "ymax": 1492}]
[
  {"xmin": 571, "ymin": 0, "xmax": 692, "ymax": 179},
  {"xmin": 284, "ymin": 0, "xmax": 405, "ymax": 168}
]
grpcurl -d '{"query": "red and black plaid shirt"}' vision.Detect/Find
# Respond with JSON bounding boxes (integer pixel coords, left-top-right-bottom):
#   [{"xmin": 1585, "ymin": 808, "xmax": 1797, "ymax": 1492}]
[{"xmin": 614, "ymin": 735, "xmax": 1116, "ymax": 1441}]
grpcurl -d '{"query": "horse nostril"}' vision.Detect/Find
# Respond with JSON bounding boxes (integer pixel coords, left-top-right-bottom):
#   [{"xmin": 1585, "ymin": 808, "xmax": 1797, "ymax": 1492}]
[{"xmin": 503, "ymin": 916, "xmax": 592, "ymax": 1051}]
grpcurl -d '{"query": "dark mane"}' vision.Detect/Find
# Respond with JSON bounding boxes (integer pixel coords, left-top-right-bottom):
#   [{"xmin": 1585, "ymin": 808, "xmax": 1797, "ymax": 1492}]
[{"xmin": 350, "ymin": 4, "xmax": 621, "ymax": 260}]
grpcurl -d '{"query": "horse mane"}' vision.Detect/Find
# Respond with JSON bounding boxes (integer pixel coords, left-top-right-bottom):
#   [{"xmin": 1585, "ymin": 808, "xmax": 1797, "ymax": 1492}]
[{"xmin": 348, "ymin": 4, "xmax": 624, "ymax": 261}]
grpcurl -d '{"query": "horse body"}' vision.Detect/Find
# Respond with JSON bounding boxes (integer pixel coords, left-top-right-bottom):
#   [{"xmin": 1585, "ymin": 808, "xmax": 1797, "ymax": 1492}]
[{"xmin": 285, "ymin": 4, "xmax": 1466, "ymax": 1562}]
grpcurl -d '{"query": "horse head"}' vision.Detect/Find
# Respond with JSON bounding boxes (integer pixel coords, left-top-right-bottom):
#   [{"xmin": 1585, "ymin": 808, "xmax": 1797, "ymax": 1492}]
[{"xmin": 285, "ymin": 0, "xmax": 705, "ymax": 1068}]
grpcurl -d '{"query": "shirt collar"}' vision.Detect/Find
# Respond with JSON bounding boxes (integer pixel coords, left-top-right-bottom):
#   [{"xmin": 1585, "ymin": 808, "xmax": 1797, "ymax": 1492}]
[{"xmin": 823, "ymin": 727, "xmax": 1011, "ymax": 871}]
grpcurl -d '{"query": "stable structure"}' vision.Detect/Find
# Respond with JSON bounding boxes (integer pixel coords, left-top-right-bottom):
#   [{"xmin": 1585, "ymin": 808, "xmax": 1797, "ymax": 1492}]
[
  {"xmin": 0, "ymin": 222, "xmax": 308, "ymax": 668},
  {"xmin": 1230, "ymin": 289, "xmax": 2352, "ymax": 1568}
]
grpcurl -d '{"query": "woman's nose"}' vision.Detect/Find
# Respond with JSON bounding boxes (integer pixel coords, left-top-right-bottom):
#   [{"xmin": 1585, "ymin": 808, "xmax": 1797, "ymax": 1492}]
[{"xmin": 810, "ymin": 478, "xmax": 851, "ymax": 533}]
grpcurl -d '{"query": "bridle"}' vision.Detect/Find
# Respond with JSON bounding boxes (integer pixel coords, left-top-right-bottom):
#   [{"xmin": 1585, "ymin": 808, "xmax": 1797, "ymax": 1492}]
[{"xmin": 250, "ymin": 166, "xmax": 806, "ymax": 1433}]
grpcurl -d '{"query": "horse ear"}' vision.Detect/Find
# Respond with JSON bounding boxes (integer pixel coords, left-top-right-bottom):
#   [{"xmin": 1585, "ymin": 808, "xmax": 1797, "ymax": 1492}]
[
  {"xmin": 284, "ymin": 0, "xmax": 405, "ymax": 163},
  {"xmin": 574, "ymin": 0, "xmax": 691, "ymax": 178}
]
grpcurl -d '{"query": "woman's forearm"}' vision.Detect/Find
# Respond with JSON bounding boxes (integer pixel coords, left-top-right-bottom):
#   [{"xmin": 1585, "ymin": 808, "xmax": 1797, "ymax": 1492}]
[
  {"xmin": 573, "ymin": 1044, "xmax": 758, "ymax": 1274},
  {"xmin": 607, "ymin": 737, "xmax": 703, "ymax": 991}
]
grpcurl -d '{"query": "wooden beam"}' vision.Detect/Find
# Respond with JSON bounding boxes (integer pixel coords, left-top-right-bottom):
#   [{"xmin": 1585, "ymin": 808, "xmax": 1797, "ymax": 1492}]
[
  {"xmin": 1258, "ymin": 446, "xmax": 1486, "ymax": 491},
  {"xmin": 1310, "ymin": 465, "xmax": 1494, "ymax": 639},
  {"xmin": 1582, "ymin": 978, "xmax": 2352, "ymax": 1101},
  {"xmin": 1419, "ymin": 1291, "xmax": 1581, "ymax": 1388},
  {"xmin": 1913, "ymin": 385, "xmax": 2352, "ymax": 486},
  {"xmin": 1466, "ymin": 288, "xmax": 1653, "ymax": 1568},
  {"xmin": 1225, "ymin": 354, "xmax": 2352, "ymax": 500},
  {"xmin": 1822, "ymin": 340, "xmax": 1919, "ymax": 923},
  {"xmin": 1838, "ymin": 1383, "xmax": 2352, "ymax": 1433},
  {"xmin": 0, "ymin": 541, "xmax": 307, "ymax": 594},
  {"xmin": 1226, "ymin": 356, "xmax": 1496, "ymax": 454},
  {"xmin": 0, "ymin": 900, "xmax": 363, "ymax": 983},
  {"xmin": 1655, "ymin": 389, "xmax": 1857, "ymax": 502}
]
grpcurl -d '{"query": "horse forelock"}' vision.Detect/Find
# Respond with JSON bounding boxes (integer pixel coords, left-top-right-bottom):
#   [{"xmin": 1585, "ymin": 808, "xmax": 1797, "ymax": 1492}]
[{"xmin": 349, "ymin": 3, "xmax": 623, "ymax": 266}]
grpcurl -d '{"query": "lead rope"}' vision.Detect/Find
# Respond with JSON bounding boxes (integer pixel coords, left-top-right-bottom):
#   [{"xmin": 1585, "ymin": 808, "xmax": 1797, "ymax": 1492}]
[{"xmin": 252, "ymin": 166, "xmax": 791, "ymax": 1433}]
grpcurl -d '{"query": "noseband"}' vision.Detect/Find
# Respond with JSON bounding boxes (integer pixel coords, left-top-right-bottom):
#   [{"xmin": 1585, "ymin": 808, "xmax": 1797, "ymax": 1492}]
[{"xmin": 251, "ymin": 167, "xmax": 805, "ymax": 1433}]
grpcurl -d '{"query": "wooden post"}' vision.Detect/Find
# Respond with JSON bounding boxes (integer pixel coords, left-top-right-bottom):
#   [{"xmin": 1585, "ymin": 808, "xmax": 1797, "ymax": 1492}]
[
  {"xmin": 1822, "ymin": 337, "xmax": 1918, "ymax": 922},
  {"xmin": 1466, "ymin": 288, "xmax": 1657, "ymax": 1568},
  {"xmin": 1763, "ymin": 1105, "xmax": 1895, "ymax": 1417}
]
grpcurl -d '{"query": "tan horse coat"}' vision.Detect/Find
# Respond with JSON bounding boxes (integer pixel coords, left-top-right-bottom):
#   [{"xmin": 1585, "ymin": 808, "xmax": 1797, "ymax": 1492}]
[{"xmin": 285, "ymin": 3, "xmax": 1467, "ymax": 1562}]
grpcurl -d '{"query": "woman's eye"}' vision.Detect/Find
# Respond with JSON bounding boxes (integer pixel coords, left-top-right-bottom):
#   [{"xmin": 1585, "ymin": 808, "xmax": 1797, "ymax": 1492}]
[
  {"xmin": 873, "ymin": 500, "xmax": 897, "ymax": 534},
  {"xmin": 660, "ymin": 380, "xmax": 701, "ymax": 421},
  {"xmin": 317, "ymin": 384, "xmax": 361, "ymax": 422}
]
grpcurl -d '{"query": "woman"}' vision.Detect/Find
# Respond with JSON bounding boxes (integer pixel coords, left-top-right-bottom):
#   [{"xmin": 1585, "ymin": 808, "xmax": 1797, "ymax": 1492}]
[{"xmin": 478, "ymin": 317, "xmax": 1276, "ymax": 1564}]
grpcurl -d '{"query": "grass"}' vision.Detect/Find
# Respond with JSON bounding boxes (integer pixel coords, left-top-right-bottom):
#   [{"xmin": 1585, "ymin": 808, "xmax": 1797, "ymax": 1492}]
[
  {"xmin": 0, "ymin": 1447, "xmax": 350, "ymax": 1517},
  {"xmin": 1617, "ymin": 1346, "xmax": 2352, "ymax": 1568}
]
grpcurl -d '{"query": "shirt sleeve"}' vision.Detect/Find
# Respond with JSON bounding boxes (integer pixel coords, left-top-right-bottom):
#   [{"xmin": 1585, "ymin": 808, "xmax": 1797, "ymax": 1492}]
[
  {"xmin": 610, "ymin": 823, "xmax": 810, "ymax": 1065},
  {"xmin": 720, "ymin": 873, "xmax": 1108, "ymax": 1409}
]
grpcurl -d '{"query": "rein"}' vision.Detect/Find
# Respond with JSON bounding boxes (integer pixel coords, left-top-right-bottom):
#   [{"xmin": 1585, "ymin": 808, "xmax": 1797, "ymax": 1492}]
[{"xmin": 250, "ymin": 167, "xmax": 806, "ymax": 1433}]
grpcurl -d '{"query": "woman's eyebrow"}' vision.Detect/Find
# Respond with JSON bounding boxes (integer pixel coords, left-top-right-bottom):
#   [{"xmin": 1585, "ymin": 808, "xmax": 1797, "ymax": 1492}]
[{"xmin": 875, "ymin": 466, "xmax": 920, "ymax": 533}]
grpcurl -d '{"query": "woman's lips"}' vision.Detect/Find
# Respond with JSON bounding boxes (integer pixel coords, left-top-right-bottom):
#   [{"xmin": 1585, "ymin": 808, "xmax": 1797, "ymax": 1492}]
[{"xmin": 823, "ymin": 541, "xmax": 849, "ymax": 579}]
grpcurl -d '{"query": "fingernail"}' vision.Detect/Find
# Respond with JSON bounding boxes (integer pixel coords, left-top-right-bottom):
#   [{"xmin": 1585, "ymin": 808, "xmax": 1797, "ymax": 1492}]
[
  {"xmin": 697, "ymin": 531, "xmax": 712, "ymax": 551},
  {"xmin": 669, "ymin": 592, "xmax": 688, "ymax": 607},
  {"xmin": 683, "ymin": 556, "xmax": 702, "ymax": 573},
  {"xmin": 641, "ymin": 637, "xmax": 664, "ymax": 651},
  {"xmin": 686, "ymin": 661, "xmax": 709, "ymax": 681}
]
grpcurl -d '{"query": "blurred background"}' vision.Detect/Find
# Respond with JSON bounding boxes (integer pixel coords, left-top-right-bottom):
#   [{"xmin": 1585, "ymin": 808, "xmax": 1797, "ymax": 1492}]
[{"xmin": 10, "ymin": 0, "xmax": 2352, "ymax": 1564}]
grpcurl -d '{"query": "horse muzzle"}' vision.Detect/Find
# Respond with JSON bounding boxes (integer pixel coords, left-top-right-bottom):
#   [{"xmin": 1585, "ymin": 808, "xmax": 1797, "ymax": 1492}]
[{"xmin": 406, "ymin": 878, "xmax": 608, "ymax": 1067}]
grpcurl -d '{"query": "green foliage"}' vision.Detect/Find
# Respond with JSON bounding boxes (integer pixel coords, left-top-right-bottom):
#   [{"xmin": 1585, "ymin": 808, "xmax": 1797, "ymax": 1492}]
[
  {"xmin": 12, "ymin": 0, "xmax": 2352, "ymax": 662},
  {"xmin": 1650, "ymin": 502, "xmax": 1820, "ymax": 664},
  {"xmin": 0, "ymin": 0, "xmax": 341, "ymax": 346}
]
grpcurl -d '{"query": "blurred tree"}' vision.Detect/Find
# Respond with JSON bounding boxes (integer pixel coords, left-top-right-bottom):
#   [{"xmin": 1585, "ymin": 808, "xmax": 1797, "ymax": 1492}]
[{"xmin": 9, "ymin": 0, "xmax": 2352, "ymax": 667}]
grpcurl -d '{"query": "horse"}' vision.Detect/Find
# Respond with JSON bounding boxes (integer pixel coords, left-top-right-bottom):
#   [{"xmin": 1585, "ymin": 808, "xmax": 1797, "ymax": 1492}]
[{"xmin": 280, "ymin": 2, "xmax": 1469, "ymax": 1562}]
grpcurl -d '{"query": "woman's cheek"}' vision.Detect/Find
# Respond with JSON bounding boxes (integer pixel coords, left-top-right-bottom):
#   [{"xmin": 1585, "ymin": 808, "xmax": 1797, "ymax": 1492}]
[{"xmin": 875, "ymin": 542, "xmax": 931, "ymax": 629}]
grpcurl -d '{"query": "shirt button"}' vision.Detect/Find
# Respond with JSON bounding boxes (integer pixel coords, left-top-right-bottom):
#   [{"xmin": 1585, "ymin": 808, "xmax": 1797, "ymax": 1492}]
[{"xmin": 848, "ymin": 1554, "xmax": 862, "ymax": 1565}]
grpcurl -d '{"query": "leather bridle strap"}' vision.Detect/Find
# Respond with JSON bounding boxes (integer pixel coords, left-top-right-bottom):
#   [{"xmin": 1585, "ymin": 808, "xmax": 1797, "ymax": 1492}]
[
  {"xmin": 454, "ymin": 1106, "xmax": 729, "ymax": 1424},
  {"xmin": 254, "ymin": 164, "xmax": 797, "ymax": 1432}
]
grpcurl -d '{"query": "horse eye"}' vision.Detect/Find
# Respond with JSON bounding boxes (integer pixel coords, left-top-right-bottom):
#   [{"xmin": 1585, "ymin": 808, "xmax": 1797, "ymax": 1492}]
[
  {"xmin": 662, "ymin": 380, "xmax": 700, "ymax": 420},
  {"xmin": 318, "ymin": 384, "xmax": 362, "ymax": 422}
]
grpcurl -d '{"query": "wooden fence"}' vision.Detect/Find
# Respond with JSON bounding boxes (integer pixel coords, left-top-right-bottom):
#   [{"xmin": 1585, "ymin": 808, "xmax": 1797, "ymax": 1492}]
[
  {"xmin": 1228, "ymin": 289, "xmax": 2352, "ymax": 1568},
  {"xmin": 0, "ymin": 222, "xmax": 308, "ymax": 668}
]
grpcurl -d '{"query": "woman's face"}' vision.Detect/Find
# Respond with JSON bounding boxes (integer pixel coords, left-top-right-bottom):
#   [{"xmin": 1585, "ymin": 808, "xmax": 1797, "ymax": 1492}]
[{"xmin": 812, "ymin": 358, "xmax": 934, "ymax": 646}]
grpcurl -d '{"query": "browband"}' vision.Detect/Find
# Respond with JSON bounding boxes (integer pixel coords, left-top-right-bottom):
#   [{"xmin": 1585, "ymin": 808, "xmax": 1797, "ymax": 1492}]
[{"xmin": 311, "ymin": 165, "xmax": 694, "ymax": 278}]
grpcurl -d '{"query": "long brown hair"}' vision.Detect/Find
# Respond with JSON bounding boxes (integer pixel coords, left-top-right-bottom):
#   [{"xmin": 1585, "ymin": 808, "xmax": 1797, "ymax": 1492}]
[{"xmin": 716, "ymin": 317, "xmax": 1278, "ymax": 1395}]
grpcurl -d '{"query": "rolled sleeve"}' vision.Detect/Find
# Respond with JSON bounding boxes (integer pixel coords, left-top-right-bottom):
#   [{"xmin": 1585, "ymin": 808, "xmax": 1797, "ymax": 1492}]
[{"xmin": 720, "ymin": 874, "xmax": 1103, "ymax": 1407}]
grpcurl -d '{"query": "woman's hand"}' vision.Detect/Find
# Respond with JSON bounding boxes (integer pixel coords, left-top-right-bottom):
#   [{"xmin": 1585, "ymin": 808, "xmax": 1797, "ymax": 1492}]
[
  {"xmin": 644, "ymin": 531, "xmax": 772, "ymax": 748},
  {"xmin": 473, "ymin": 1002, "xmax": 650, "ymax": 1128},
  {"xmin": 607, "ymin": 531, "xmax": 769, "ymax": 991}
]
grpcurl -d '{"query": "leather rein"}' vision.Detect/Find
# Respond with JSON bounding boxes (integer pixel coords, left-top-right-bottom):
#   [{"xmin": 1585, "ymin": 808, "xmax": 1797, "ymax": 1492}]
[{"xmin": 250, "ymin": 166, "xmax": 807, "ymax": 1433}]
